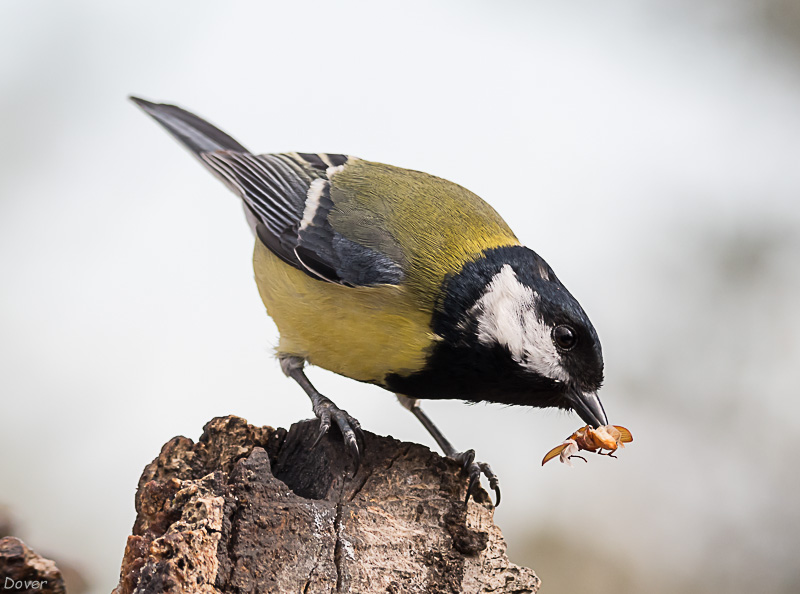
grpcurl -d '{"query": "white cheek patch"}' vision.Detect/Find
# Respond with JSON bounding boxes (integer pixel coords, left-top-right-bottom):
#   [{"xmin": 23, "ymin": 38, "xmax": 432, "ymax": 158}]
[
  {"xmin": 471, "ymin": 265, "xmax": 531, "ymax": 359},
  {"xmin": 471, "ymin": 265, "xmax": 569, "ymax": 383}
]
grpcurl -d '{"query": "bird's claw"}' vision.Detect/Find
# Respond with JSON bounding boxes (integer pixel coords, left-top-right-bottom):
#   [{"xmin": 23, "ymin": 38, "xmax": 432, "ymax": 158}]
[
  {"xmin": 451, "ymin": 449, "xmax": 501, "ymax": 507},
  {"xmin": 310, "ymin": 396, "xmax": 364, "ymax": 472},
  {"xmin": 311, "ymin": 409, "xmax": 331, "ymax": 448}
]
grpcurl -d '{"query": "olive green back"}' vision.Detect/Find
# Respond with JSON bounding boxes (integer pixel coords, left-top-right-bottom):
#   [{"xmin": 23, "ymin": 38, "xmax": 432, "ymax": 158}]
[{"xmin": 328, "ymin": 159, "xmax": 520, "ymax": 309}]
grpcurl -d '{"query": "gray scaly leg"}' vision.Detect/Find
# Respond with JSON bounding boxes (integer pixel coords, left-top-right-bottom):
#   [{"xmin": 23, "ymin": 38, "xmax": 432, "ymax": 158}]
[{"xmin": 280, "ymin": 356, "xmax": 364, "ymax": 471}]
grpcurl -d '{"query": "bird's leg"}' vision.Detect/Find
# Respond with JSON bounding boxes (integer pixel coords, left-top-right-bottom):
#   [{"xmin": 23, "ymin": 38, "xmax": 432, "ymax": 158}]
[
  {"xmin": 280, "ymin": 356, "xmax": 364, "ymax": 471},
  {"xmin": 396, "ymin": 395, "xmax": 500, "ymax": 506}
]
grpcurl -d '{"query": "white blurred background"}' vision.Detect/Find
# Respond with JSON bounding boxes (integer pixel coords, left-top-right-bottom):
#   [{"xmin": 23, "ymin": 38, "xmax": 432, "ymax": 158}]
[{"xmin": 2, "ymin": 1, "xmax": 799, "ymax": 592}]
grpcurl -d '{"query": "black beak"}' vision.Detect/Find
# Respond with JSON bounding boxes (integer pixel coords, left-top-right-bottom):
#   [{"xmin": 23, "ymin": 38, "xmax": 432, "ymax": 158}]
[{"xmin": 568, "ymin": 389, "xmax": 608, "ymax": 428}]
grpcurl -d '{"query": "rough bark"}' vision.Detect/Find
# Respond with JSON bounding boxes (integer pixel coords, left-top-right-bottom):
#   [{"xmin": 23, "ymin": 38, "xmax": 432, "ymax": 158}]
[
  {"xmin": 0, "ymin": 537, "xmax": 66, "ymax": 594},
  {"xmin": 113, "ymin": 416, "xmax": 539, "ymax": 594}
]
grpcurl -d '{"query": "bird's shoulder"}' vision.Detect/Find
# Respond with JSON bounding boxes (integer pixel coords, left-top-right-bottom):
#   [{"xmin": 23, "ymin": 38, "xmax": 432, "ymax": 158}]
[{"xmin": 327, "ymin": 158, "xmax": 520, "ymax": 291}]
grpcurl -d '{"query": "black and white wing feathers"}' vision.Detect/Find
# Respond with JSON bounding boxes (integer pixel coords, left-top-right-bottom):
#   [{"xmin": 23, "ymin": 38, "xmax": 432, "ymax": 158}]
[
  {"xmin": 200, "ymin": 151, "xmax": 310, "ymax": 269},
  {"xmin": 131, "ymin": 97, "xmax": 403, "ymax": 287}
]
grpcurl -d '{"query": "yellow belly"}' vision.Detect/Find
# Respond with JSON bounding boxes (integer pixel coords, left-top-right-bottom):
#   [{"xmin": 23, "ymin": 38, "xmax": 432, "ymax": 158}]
[{"xmin": 253, "ymin": 240, "xmax": 437, "ymax": 384}]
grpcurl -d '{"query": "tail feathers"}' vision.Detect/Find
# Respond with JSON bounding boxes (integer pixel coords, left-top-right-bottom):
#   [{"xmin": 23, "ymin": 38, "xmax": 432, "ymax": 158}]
[{"xmin": 130, "ymin": 96, "xmax": 250, "ymax": 156}]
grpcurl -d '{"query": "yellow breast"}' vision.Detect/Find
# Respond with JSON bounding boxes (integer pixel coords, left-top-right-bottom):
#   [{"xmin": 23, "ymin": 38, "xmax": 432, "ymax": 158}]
[{"xmin": 253, "ymin": 240, "xmax": 438, "ymax": 384}]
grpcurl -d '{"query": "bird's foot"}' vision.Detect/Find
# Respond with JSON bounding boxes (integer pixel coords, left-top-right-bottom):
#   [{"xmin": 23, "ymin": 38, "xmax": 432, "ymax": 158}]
[
  {"xmin": 450, "ymin": 449, "xmax": 501, "ymax": 506},
  {"xmin": 309, "ymin": 394, "xmax": 365, "ymax": 471}
]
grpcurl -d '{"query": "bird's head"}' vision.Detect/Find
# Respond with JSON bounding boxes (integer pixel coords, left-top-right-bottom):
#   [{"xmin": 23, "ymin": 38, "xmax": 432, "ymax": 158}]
[{"xmin": 427, "ymin": 246, "xmax": 607, "ymax": 427}]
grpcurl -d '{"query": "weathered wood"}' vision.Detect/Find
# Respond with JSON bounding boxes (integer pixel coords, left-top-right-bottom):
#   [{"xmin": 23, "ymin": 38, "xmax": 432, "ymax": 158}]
[
  {"xmin": 113, "ymin": 416, "xmax": 539, "ymax": 593},
  {"xmin": 0, "ymin": 536, "xmax": 66, "ymax": 594}
]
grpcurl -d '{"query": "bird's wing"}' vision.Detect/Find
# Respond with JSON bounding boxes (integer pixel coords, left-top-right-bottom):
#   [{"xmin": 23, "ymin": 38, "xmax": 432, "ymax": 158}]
[
  {"xmin": 130, "ymin": 97, "xmax": 404, "ymax": 286},
  {"xmin": 202, "ymin": 150, "xmax": 405, "ymax": 286}
]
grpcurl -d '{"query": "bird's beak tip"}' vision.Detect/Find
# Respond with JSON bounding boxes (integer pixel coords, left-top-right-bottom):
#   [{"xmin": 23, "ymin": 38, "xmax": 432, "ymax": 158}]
[{"xmin": 570, "ymin": 390, "xmax": 608, "ymax": 428}]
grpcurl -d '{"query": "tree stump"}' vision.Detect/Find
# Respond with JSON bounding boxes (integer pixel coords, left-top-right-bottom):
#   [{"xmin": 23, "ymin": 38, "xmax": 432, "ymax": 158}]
[{"xmin": 112, "ymin": 416, "xmax": 540, "ymax": 593}]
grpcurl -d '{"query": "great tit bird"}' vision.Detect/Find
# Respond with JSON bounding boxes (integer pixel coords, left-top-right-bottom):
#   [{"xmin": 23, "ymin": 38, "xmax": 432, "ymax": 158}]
[{"xmin": 131, "ymin": 97, "xmax": 608, "ymax": 505}]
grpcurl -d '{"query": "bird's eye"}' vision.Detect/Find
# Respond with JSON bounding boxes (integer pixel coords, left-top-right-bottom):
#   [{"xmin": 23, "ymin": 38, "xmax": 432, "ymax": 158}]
[{"xmin": 552, "ymin": 325, "xmax": 577, "ymax": 351}]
